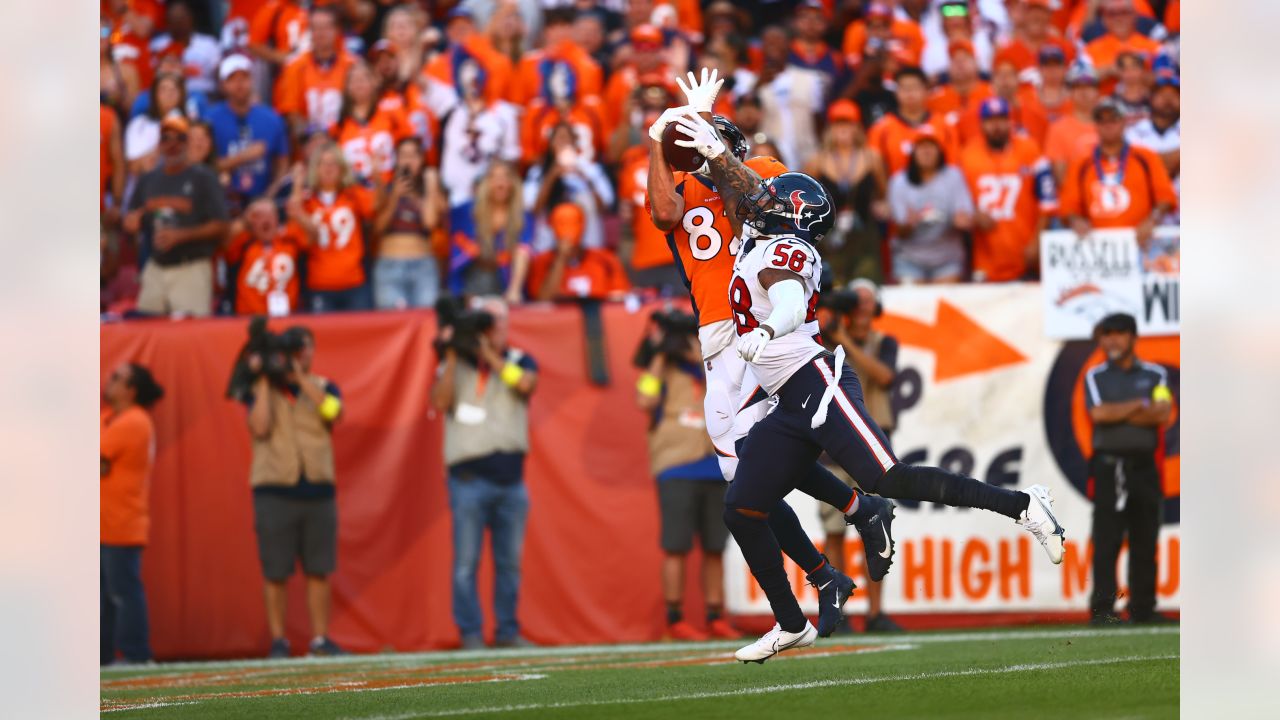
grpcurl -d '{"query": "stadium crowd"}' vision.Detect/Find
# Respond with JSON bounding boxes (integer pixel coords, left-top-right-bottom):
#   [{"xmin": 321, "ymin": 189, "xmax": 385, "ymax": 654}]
[{"xmin": 99, "ymin": 0, "xmax": 1180, "ymax": 316}]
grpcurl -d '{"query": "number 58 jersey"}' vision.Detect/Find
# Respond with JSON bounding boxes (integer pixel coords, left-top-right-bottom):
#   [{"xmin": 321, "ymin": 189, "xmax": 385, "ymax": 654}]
[{"xmin": 729, "ymin": 235, "xmax": 825, "ymax": 394}]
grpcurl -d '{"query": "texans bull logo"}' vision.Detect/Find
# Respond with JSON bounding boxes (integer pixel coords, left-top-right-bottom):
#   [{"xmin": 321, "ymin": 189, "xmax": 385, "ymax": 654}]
[{"xmin": 785, "ymin": 188, "xmax": 831, "ymax": 232}]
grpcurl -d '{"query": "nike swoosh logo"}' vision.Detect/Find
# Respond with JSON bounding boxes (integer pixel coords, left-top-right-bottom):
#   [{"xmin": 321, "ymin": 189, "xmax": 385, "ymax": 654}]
[
  {"xmin": 801, "ymin": 394, "xmax": 811, "ymax": 408},
  {"xmin": 817, "ymin": 579, "xmax": 832, "ymax": 590},
  {"xmin": 1035, "ymin": 495, "xmax": 1064, "ymax": 534},
  {"xmin": 878, "ymin": 523, "xmax": 892, "ymax": 558},
  {"xmin": 775, "ymin": 633, "xmax": 808, "ymax": 652},
  {"xmin": 832, "ymin": 597, "xmax": 842, "ymax": 609}
]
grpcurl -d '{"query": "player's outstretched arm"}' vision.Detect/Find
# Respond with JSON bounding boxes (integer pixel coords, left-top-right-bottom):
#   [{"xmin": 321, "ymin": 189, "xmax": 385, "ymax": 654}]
[{"xmin": 647, "ymin": 136, "xmax": 685, "ymax": 231}]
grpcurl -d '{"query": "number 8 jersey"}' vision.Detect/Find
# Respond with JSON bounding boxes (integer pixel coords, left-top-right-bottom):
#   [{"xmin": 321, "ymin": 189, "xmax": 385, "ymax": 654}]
[{"xmin": 729, "ymin": 234, "xmax": 825, "ymax": 394}]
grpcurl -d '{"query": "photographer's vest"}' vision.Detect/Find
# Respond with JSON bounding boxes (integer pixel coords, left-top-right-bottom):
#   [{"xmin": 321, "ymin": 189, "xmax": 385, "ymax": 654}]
[
  {"xmin": 648, "ymin": 367, "xmax": 716, "ymax": 477},
  {"xmin": 444, "ymin": 357, "xmax": 530, "ymax": 468},
  {"xmin": 250, "ymin": 374, "xmax": 336, "ymax": 487},
  {"xmin": 856, "ymin": 331, "xmax": 895, "ymax": 433}
]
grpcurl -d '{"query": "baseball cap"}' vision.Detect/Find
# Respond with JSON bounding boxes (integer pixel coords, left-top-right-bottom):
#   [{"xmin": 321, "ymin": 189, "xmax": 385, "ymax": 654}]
[
  {"xmin": 630, "ymin": 24, "xmax": 664, "ymax": 48},
  {"xmin": 827, "ymin": 99, "xmax": 862, "ymax": 125},
  {"xmin": 1154, "ymin": 70, "xmax": 1180, "ymax": 89},
  {"xmin": 160, "ymin": 113, "xmax": 190, "ymax": 136},
  {"xmin": 1038, "ymin": 45, "xmax": 1066, "ymax": 65},
  {"xmin": 1092, "ymin": 97, "xmax": 1123, "ymax": 120},
  {"xmin": 368, "ymin": 39, "xmax": 396, "ymax": 61},
  {"xmin": 1066, "ymin": 62, "xmax": 1099, "ymax": 86},
  {"xmin": 218, "ymin": 54, "xmax": 253, "ymax": 81},
  {"xmin": 446, "ymin": 6, "xmax": 473, "ymax": 21},
  {"xmin": 979, "ymin": 97, "xmax": 1010, "ymax": 119},
  {"xmin": 948, "ymin": 39, "xmax": 976, "ymax": 58},
  {"xmin": 866, "ymin": 3, "xmax": 892, "ymax": 20},
  {"xmin": 1094, "ymin": 312, "xmax": 1138, "ymax": 337}
]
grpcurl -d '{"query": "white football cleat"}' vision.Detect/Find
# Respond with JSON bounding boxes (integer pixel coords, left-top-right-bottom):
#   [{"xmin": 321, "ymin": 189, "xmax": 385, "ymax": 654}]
[
  {"xmin": 1019, "ymin": 484, "xmax": 1065, "ymax": 564},
  {"xmin": 734, "ymin": 621, "xmax": 817, "ymax": 664}
]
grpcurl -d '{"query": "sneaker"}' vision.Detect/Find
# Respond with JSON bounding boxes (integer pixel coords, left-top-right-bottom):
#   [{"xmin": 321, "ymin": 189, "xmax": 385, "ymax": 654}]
[
  {"xmin": 848, "ymin": 495, "xmax": 896, "ymax": 581},
  {"xmin": 1018, "ymin": 484, "xmax": 1065, "ymax": 564},
  {"xmin": 268, "ymin": 638, "xmax": 290, "ymax": 659},
  {"xmin": 864, "ymin": 613, "xmax": 905, "ymax": 633},
  {"xmin": 308, "ymin": 636, "xmax": 347, "ymax": 657},
  {"xmin": 807, "ymin": 563, "xmax": 856, "ymax": 638},
  {"xmin": 706, "ymin": 618, "xmax": 743, "ymax": 640},
  {"xmin": 459, "ymin": 635, "xmax": 486, "ymax": 650},
  {"xmin": 494, "ymin": 635, "xmax": 535, "ymax": 648},
  {"xmin": 667, "ymin": 620, "xmax": 709, "ymax": 642},
  {"xmin": 734, "ymin": 621, "xmax": 817, "ymax": 664}
]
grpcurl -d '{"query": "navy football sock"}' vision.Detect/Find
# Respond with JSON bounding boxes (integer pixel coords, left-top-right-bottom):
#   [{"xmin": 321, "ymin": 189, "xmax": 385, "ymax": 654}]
[
  {"xmin": 768, "ymin": 500, "xmax": 826, "ymax": 575},
  {"xmin": 878, "ymin": 464, "xmax": 1029, "ymax": 520},
  {"xmin": 725, "ymin": 506, "xmax": 807, "ymax": 633},
  {"xmin": 794, "ymin": 462, "xmax": 857, "ymax": 514}
]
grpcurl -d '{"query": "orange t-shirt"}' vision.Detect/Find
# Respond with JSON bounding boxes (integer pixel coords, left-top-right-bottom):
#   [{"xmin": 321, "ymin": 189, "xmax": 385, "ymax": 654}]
[
  {"xmin": 527, "ymin": 247, "xmax": 631, "ymax": 299},
  {"xmin": 302, "ymin": 186, "xmax": 375, "ymax": 290},
  {"xmin": 959, "ymin": 135, "xmax": 1058, "ymax": 281},
  {"xmin": 867, "ymin": 112, "xmax": 962, "ymax": 175},
  {"xmin": 842, "ymin": 18, "xmax": 925, "ymax": 67},
  {"xmin": 1020, "ymin": 85, "xmax": 1073, "ymax": 124},
  {"xmin": 100, "ymin": 106, "xmax": 118, "ymax": 205},
  {"xmin": 1044, "ymin": 114, "xmax": 1099, "ymax": 170},
  {"xmin": 618, "ymin": 148, "xmax": 673, "ymax": 270},
  {"xmin": 381, "ymin": 87, "xmax": 439, "ymax": 165},
  {"xmin": 655, "ymin": 155, "xmax": 788, "ymax": 326},
  {"xmin": 994, "ymin": 36, "xmax": 1077, "ymax": 75},
  {"xmin": 520, "ymin": 98, "xmax": 607, "ymax": 165},
  {"xmin": 225, "ymin": 224, "xmax": 306, "ymax": 315},
  {"xmin": 1084, "ymin": 33, "xmax": 1162, "ymax": 93},
  {"xmin": 1064, "ymin": 0, "xmax": 1156, "ymax": 39},
  {"xmin": 1059, "ymin": 143, "xmax": 1178, "ymax": 227},
  {"xmin": 422, "ymin": 35, "xmax": 514, "ymax": 106},
  {"xmin": 927, "ymin": 82, "xmax": 994, "ymax": 125},
  {"xmin": 956, "ymin": 99, "xmax": 1050, "ymax": 148},
  {"xmin": 109, "ymin": 30, "xmax": 154, "ymax": 89},
  {"xmin": 249, "ymin": 0, "xmax": 308, "ymax": 56},
  {"xmin": 101, "ymin": 405, "xmax": 155, "ymax": 546},
  {"xmin": 275, "ymin": 50, "xmax": 355, "ymax": 133},
  {"xmin": 513, "ymin": 40, "xmax": 604, "ymax": 106},
  {"xmin": 335, "ymin": 107, "xmax": 412, "ymax": 184}
]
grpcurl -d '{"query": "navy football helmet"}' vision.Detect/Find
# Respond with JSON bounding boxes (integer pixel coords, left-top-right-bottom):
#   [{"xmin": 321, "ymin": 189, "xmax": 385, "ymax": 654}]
[
  {"xmin": 713, "ymin": 115, "xmax": 749, "ymax": 162},
  {"xmin": 737, "ymin": 172, "xmax": 834, "ymax": 243}
]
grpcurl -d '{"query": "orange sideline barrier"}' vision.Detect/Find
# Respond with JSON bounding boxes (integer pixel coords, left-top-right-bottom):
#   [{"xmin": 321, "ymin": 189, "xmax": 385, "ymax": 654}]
[{"xmin": 101, "ymin": 302, "xmax": 698, "ymax": 659}]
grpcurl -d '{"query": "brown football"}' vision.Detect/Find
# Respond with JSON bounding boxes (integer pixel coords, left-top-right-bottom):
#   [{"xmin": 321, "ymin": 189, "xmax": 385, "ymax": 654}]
[{"xmin": 661, "ymin": 120, "xmax": 707, "ymax": 173}]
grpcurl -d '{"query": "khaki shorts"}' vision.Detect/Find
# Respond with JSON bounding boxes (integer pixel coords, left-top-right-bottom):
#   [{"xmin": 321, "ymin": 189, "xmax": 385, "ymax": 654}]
[
  {"xmin": 818, "ymin": 460, "xmax": 857, "ymax": 535},
  {"xmin": 136, "ymin": 258, "xmax": 213, "ymax": 316}
]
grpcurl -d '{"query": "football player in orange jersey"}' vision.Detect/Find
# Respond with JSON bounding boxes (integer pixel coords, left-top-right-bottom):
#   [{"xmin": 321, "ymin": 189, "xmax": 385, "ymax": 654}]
[
  {"xmin": 648, "ymin": 69, "xmax": 897, "ymax": 639},
  {"xmin": 334, "ymin": 61, "xmax": 411, "ymax": 185},
  {"xmin": 291, "ymin": 144, "xmax": 376, "ymax": 312},
  {"xmin": 958, "ymin": 98, "xmax": 1059, "ymax": 282},
  {"xmin": 275, "ymin": 6, "xmax": 353, "ymax": 139}
]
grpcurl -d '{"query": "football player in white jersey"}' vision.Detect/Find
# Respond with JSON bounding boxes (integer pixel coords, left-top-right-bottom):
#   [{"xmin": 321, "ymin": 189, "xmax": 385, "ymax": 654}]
[{"xmin": 717, "ymin": 172, "xmax": 1066, "ymax": 663}]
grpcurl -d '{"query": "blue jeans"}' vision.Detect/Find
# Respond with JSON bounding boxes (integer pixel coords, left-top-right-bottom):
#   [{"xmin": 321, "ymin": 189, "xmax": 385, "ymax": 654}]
[
  {"xmin": 447, "ymin": 476, "xmax": 529, "ymax": 641},
  {"xmin": 101, "ymin": 545, "xmax": 151, "ymax": 664},
  {"xmin": 373, "ymin": 256, "xmax": 440, "ymax": 310},
  {"xmin": 308, "ymin": 284, "xmax": 373, "ymax": 313}
]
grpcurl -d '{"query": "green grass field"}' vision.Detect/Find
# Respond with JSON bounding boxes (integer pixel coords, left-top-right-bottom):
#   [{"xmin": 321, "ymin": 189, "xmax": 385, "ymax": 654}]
[{"xmin": 101, "ymin": 625, "xmax": 1178, "ymax": 719}]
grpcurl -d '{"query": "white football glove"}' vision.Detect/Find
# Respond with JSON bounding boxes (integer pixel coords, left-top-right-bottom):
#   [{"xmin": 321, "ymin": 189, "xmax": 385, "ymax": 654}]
[
  {"xmin": 672, "ymin": 111, "xmax": 726, "ymax": 160},
  {"xmin": 648, "ymin": 104, "xmax": 694, "ymax": 143},
  {"xmin": 675, "ymin": 67, "xmax": 724, "ymax": 115},
  {"xmin": 736, "ymin": 327, "xmax": 772, "ymax": 363}
]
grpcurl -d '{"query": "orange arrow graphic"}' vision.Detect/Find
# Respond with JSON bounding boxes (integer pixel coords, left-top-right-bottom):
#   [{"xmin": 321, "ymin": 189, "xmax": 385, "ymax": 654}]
[{"xmin": 873, "ymin": 299, "xmax": 1027, "ymax": 381}]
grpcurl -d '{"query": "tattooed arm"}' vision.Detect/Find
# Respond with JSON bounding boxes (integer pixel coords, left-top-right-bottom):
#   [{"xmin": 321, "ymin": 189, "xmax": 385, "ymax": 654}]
[{"xmin": 705, "ymin": 148, "xmax": 763, "ymax": 240}]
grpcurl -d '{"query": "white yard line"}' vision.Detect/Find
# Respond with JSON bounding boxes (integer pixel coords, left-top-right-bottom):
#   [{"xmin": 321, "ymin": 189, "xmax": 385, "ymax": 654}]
[
  {"xmin": 346, "ymin": 653, "xmax": 1180, "ymax": 720},
  {"xmin": 102, "ymin": 625, "xmax": 1178, "ymax": 677}
]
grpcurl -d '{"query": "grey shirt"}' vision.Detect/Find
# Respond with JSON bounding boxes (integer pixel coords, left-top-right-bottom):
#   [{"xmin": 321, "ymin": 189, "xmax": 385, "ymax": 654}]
[
  {"xmin": 128, "ymin": 163, "xmax": 228, "ymax": 266},
  {"xmin": 888, "ymin": 165, "xmax": 974, "ymax": 270},
  {"xmin": 1085, "ymin": 359, "xmax": 1168, "ymax": 454}
]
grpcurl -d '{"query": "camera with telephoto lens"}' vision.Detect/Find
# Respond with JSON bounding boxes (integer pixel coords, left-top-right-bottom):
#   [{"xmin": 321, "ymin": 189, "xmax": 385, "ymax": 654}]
[
  {"xmin": 817, "ymin": 289, "xmax": 861, "ymax": 314},
  {"xmin": 633, "ymin": 309, "xmax": 700, "ymax": 368},
  {"xmin": 225, "ymin": 316, "xmax": 309, "ymax": 399},
  {"xmin": 434, "ymin": 296, "xmax": 495, "ymax": 363}
]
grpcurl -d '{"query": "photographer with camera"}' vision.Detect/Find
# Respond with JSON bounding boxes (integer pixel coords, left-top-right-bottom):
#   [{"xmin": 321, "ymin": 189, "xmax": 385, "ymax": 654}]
[
  {"xmin": 815, "ymin": 278, "xmax": 904, "ymax": 633},
  {"xmin": 237, "ymin": 323, "xmax": 347, "ymax": 658},
  {"xmin": 430, "ymin": 297, "xmax": 539, "ymax": 649},
  {"xmin": 634, "ymin": 310, "xmax": 742, "ymax": 642}
]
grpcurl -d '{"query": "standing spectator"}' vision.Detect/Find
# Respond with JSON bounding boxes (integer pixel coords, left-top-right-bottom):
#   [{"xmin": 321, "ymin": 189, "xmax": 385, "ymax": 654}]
[
  {"xmin": 224, "ymin": 198, "xmax": 306, "ymax": 316},
  {"xmin": 124, "ymin": 115, "xmax": 229, "ymax": 316},
  {"xmin": 1059, "ymin": 99, "xmax": 1177, "ymax": 246},
  {"xmin": 1044, "ymin": 63, "xmax": 1101, "ymax": 180},
  {"xmin": 1084, "ymin": 0, "xmax": 1162, "ymax": 92},
  {"xmin": 996, "ymin": 0, "xmax": 1076, "ymax": 81},
  {"xmin": 436, "ymin": 54, "xmax": 521, "ymax": 208},
  {"xmin": 186, "ymin": 120, "xmax": 218, "ymax": 170},
  {"xmin": 101, "ymin": 15, "xmax": 141, "ymax": 112},
  {"xmin": 526, "ymin": 203, "xmax": 630, "ymax": 301},
  {"xmin": 208, "ymin": 55, "xmax": 290, "ymax": 209},
  {"xmin": 867, "ymin": 67, "xmax": 961, "ymax": 176},
  {"xmin": 1019, "ymin": 45, "xmax": 1072, "ymax": 124},
  {"xmin": 606, "ymin": 73, "xmax": 678, "ymax": 165},
  {"xmin": 756, "ymin": 25, "xmax": 826, "ymax": 167},
  {"xmin": 292, "ymin": 144, "xmax": 376, "ymax": 312},
  {"xmin": 616, "ymin": 146, "xmax": 683, "ymax": 294},
  {"xmin": 101, "ymin": 103, "xmax": 126, "ymax": 218},
  {"xmin": 842, "ymin": 2, "xmax": 925, "ymax": 71},
  {"xmin": 1084, "ymin": 313, "xmax": 1175, "ymax": 625},
  {"xmin": 816, "ymin": 279, "xmax": 903, "ymax": 633},
  {"xmin": 1125, "ymin": 72, "xmax": 1179, "ymax": 214},
  {"xmin": 430, "ymin": 298, "xmax": 539, "ymax": 649},
  {"xmin": 248, "ymin": 0, "xmax": 309, "ymax": 72},
  {"xmin": 887, "ymin": 131, "xmax": 974, "ymax": 283},
  {"xmin": 125, "ymin": 73, "xmax": 188, "ymax": 175},
  {"xmin": 520, "ymin": 59, "xmax": 608, "ymax": 166},
  {"xmin": 602, "ymin": 25, "xmax": 672, "ymax": 139},
  {"xmin": 788, "ymin": 0, "xmax": 846, "ymax": 102},
  {"xmin": 275, "ymin": 6, "xmax": 355, "ymax": 139},
  {"xmin": 334, "ymin": 60, "xmax": 412, "ymax": 185},
  {"xmin": 524, "ymin": 123, "xmax": 615, "ymax": 253},
  {"xmin": 447, "ymin": 161, "xmax": 533, "ymax": 301},
  {"xmin": 633, "ymin": 314, "xmax": 741, "ymax": 642},
  {"xmin": 127, "ymin": 53, "xmax": 211, "ymax": 122},
  {"xmin": 101, "ymin": 363, "xmax": 165, "ymax": 665},
  {"xmin": 243, "ymin": 326, "xmax": 347, "ymax": 657},
  {"xmin": 803, "ymin": 100, "xmax": 888, "ymax": 285},
  {"xmin": 926, "ymin": 40, "xmax": 994, "ymax": 125},
  {"xmin": 921, "ymin": 0, "xmax": 995, "ymax": 80},
  {"xmin": 957, "ymin": 55, "xmax": 1050, "ymax": 148},
  {"xmin": 513, "ymin": 8, "xmax": 603, "ymax": 107},
  {"xmin": 372, "ymin": 138, "xmax": 444, "ymax": 310},
  {"xmin": 148, "ymin": 0, "xmax": 222, "ymax": 96},
  {"xmin": 1111, "ymin": 51, "xmax": 1152, "ymax": 126},
  {"xmin": 958, "ymin": 98, "xmax": 1058, "ymax": 282},
  {"xmin": 380, "ymin": 5, "xmax": 426, "ymax": 89},
  {"xmin": 486, "ymin": 1, "xmax": 529, "ymax": 64}
]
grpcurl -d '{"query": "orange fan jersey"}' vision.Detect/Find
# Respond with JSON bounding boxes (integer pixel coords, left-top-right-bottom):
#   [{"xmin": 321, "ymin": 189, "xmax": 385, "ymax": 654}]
[
  {"xmin": 842, "ymin": 18, "xmax": 924, "ymax": 68},
  {"xmin": 225, "ymin": 223, "xmax": 306, "ymax": 315},
  {"xmin": 956, "ymin": 98, "xmax": 1050, "ymax": 147},
  {"xmin": 927, "ymin": 81, "xmax": 994, "ymax": 124},
  {"xmin": 512, "ymin": 40, "xmax": 604, "ymax": 106},
  {"xmin": 655, "ymin": 155, "xmax": 788, "ymax": 326},
  {"xmin": 867, "ymin": 112, "xmax": 961, "ymax": 175},
  {"xmin": 618, "ymin": 147, "xmax": 672, "ymax": 271},
  {"xmin": 520, "ymin": 98, "xmax": 606, "ymax": 164},
  {"xmin": 421, "ymin": 36, "xmax": 514, "ymax": 107},
  {"xmin": 335, "ymin": 107, "xmax": 411, "ymax": 184},
  {"xmin": 994, "ymin": 36, "xmax": 1076, "ymax": 76},
  {"xmin": 301, "ymin": 186, "xmax": 375, "ymax": 291},
  {"xmin": 1059, "ymin": 143, "xmax": 1178, "ymax": 228},
  {"xmin": 526, "ymin": 248, "xmax": 631, "ymax": 300},
  {"xmin": 958, "ymin": 135, "xmax": 1058, "ymax": 282},
  {"xmin": 275, "ymin": 50, "xmax": 354, "ymax": 133},
  {"xmin": 249, "ymin": 0, "xmax": 308, "ymax": 57},
  {"xmin": 1063, "ymin": 0, "xmax": 1155, "ymax": 39},
  {"xmin": 381, "ymin": 86, "xmax": 439, "ymax": 164}
]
